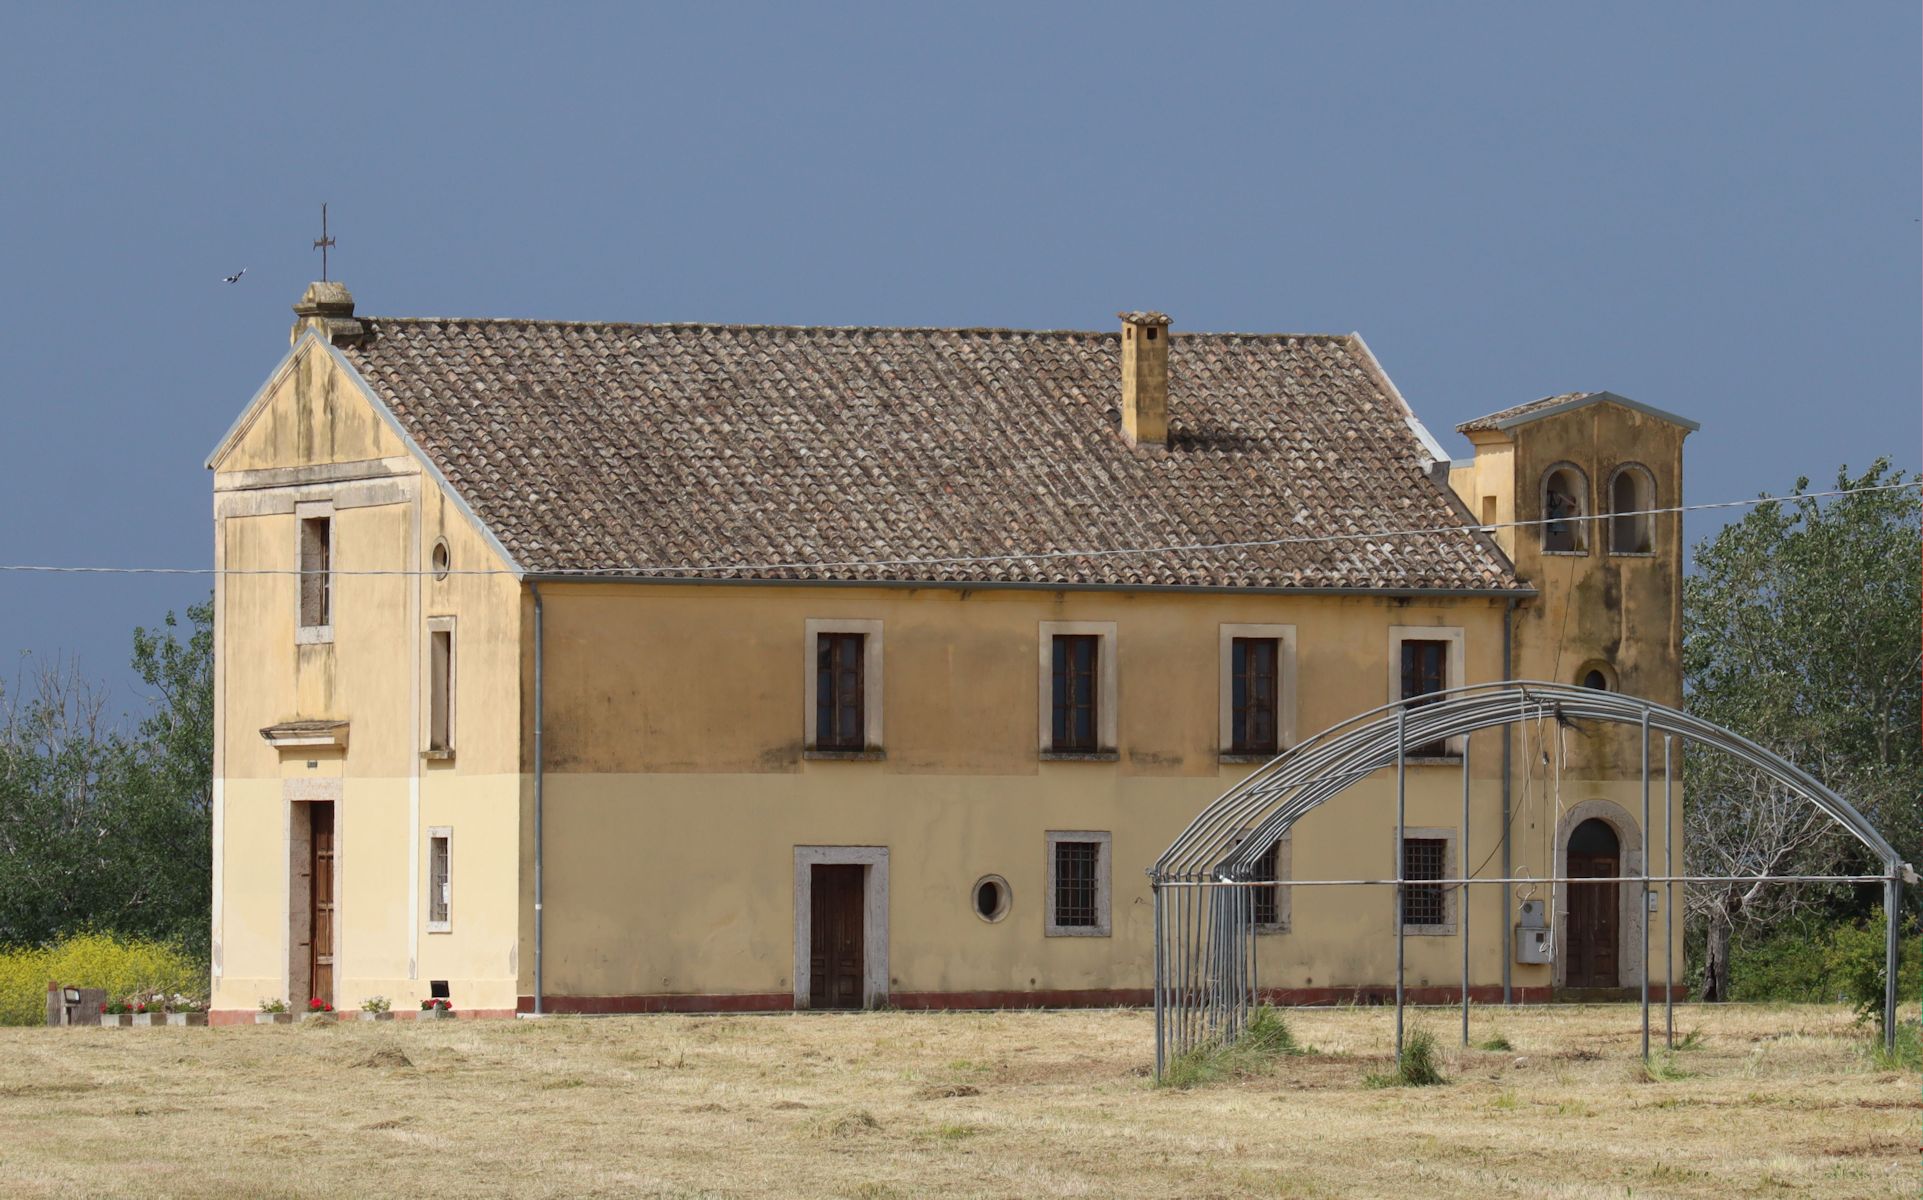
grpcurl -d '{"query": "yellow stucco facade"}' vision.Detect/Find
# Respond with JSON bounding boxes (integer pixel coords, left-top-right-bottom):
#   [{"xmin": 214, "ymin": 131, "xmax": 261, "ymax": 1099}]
[{"xmin": 208, "ymin": 333, "xmax": 1691, "ymax": 1020}]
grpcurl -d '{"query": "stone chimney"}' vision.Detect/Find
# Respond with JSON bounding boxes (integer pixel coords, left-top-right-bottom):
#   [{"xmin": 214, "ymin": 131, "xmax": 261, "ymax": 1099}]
[
  {"xmin": 291, "ymin": 281, "xmax": 367, "ymax": 347},
  {"xmin": 1119, "ymin": 311, "xmax": 1171, "ymax": 446}
]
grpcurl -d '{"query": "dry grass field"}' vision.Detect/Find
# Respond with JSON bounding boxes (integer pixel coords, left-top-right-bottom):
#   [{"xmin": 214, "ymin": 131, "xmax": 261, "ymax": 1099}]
[{"xmin": 0, "ymin": 1004, "xmax": 1911, "ymax": 1198}]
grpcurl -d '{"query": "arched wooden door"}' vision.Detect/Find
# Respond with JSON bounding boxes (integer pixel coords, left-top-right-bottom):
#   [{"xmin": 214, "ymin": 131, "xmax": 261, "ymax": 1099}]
[{"xmin": 1565, "ymin": 818, "xmax": 1620, "ymax": 988}]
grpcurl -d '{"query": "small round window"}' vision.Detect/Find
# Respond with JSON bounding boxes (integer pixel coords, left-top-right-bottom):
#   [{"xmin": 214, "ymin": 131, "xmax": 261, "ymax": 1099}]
[
  {"xmin": 972, "ymin": 875, "xmax": 1011, "ymax": 923},
  {"xmin": 431, "ymin": 539, "xmax": 451, "ymax": 581}
]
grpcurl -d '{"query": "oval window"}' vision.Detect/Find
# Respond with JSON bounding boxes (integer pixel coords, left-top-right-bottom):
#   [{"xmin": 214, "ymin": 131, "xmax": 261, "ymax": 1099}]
[
  {"xmin": 431, "ymin": 539, "xmax": 451, "ymax": 582},
  {"xmin": 1582, "ymin": 669, "xmax": 1608, "ymax": 691},
  {"xmin": 972, "ymin": 875, "xmax": 1011, "ymax": 923}
]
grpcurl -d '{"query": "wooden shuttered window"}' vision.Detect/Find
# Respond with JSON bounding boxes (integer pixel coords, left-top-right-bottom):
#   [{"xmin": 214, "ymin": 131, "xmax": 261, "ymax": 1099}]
[
  {"xmin": 1050, "ymin": 634, "xmax": 1100, "ymax": 752},
  {"xmin": 1230, "ymin": 636, "xmax": 1280, "ymax": 754},
  {"xmin": 1398, "ymin": 638, "xmax": 1449, "ymax": 756},
  {"xmin": 815, "ymin": 632, "xmax": 865, "ymax": 750}
]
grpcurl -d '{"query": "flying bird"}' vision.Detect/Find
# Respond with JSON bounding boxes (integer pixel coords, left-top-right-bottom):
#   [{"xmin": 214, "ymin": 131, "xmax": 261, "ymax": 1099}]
[{"xmin": 222, "ymin": 267, "xmax": 248, "ymax": 284}]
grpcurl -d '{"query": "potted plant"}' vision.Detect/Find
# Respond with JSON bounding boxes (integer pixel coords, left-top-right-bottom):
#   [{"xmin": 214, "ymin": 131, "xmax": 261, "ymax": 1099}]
[
  {"xmin": 419, "ymin": 997, "xmax": 456, "ymax": 1020},
  {"xmin": 129, "ymin": 998, "xmax": 164, "ymax": 1027},
  {"xmin": 358, "ymin": 995, "xmax": 394, "ymax": 1022},
  {"xmin": 100, "ymin": 998, "xmax": 132, "ymax": 1028},
  {"xmin": 303, "ymin": 997, "xmax": 337, "ymax": 1024},
  {"xmin": 256, "ymin": 998, "xmax": 292, "ymax": 1025},
  {"xmin": 165, "ymin": 995, "xmax": 208, "ymax": 1027}
]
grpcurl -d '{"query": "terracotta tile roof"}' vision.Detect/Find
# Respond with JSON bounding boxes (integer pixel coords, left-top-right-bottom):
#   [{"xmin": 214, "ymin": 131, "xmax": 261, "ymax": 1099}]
[
  {"xmin": 338, "ymin": 319, "xmax": 1523, "ymax": 591},
  {"xmin": 1457, "ymin": 393, "xmax": 1598, "ymax": 433}
]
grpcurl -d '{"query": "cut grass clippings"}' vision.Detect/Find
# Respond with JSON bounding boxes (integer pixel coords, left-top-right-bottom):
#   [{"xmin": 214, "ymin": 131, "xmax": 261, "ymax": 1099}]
[{"xmin": 0, "ymin": 1003, "xmax": 1911, "ymax": 1198}]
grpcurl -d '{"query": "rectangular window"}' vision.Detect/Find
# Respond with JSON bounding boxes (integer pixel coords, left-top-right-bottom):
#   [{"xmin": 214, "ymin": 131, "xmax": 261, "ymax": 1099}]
[
  {"xmin": 1401, "ymin": 836, "xmax": 1447, "ymax": 927},
  {"xmin": 427, "ymin": 828, "xmax": 451, "ymax": 932},
  {"xmin": 815, "ymin": 632, "xmax": 865, "ymax": 750},
  {"xmin": 1051, "ymin": 634, "xmax": 1100, "ymax": 752},
  {"xmin": 1045, "ymin": 830, "xmax": 1112, "ymax": 936},
  {"xmin": 299, "ymin": 514, "xmax": 331, "ymax": 631},
  {"xmin": 1054, "ymin": 840, "xmax": 1100, "ymax": 927},
  {"xmin": 1250, "ymin": 839, "xmax": 1282, "ymax": 928},
  {"xmin": 1231, "ymin": 637, "xmax": 1280, "ymax": 754},
  {"xmin": 428, "ymin": 625, "xmax": 454, "ymax": 754},
  {"xmin": 1399, "ymin": 638, "xmax": 1449, "ymax": 756}
]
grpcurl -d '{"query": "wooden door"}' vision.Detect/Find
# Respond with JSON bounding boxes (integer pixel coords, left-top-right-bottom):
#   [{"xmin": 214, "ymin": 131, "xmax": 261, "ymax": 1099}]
[
  {"xmin": 809, "ymin": 865, "xmax": 865, "ymax": 1010},
  {"xmin": 1566, "ymin": 819, "xmax": 1619, "ymax": 988},
  {"xmin": 309, "ymin": 802, "xmax": 336, "ymax": 1008}
]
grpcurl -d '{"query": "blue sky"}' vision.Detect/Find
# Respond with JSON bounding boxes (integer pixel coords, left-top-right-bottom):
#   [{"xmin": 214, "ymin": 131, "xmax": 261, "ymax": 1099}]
[{"xmin": 0, "ymin": 3, "xmax": 1916, "ymax": 718}]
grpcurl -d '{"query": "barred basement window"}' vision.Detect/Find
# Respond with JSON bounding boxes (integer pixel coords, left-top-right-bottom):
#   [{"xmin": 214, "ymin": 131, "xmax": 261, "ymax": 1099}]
[
  {"xmin": 427, "ymin": 828, "xmax": 451, "ymax": 933},
  {"xmin": 1045, "ymin": 830, "xmax": 1111, "ymax": 936},
  {"xmin": 1250, "ymin": 839, "xmax": 1282, "ymax": 928},
  {"xmin": 1402, "ymin": 837, "xmax": 1447, "ymax": 927}
]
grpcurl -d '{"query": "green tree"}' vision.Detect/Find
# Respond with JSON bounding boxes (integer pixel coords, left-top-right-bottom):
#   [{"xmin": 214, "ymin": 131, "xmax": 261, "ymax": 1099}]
[
  {"xmin": 0, "ymin": 599, "xmax": 213, "ymax": 950},
  {"xmin": 1683, "ymin": 461, "xmax": 1920, "ymax": 999}
]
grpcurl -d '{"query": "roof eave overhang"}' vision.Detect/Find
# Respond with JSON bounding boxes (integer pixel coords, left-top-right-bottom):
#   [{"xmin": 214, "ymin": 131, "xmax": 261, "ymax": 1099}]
[{"xmin": 518, "ymin": 573, "xmax": 1536, "ymax": 599}]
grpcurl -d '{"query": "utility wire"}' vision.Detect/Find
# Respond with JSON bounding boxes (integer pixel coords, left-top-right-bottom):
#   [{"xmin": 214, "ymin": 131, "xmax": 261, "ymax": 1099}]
[{"xmin": 0, "ymin": 480, "xmax": 1912, "ymax": 579}]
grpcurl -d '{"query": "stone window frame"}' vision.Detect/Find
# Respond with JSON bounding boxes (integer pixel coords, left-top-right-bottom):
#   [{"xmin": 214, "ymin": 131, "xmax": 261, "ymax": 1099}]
[
  {"xmin": 426, "ymin": 826, "xmax": 452, "ymax": 934},
  {"xmin": 1605, "ymin": 462, "xmax": 1658, "ymax": 557},
  {"xmin": 802, "ymin": 619, "xmax": 885, "ymax": 758},
  {"xmin": 1218, "ymin": 623, "xmax": 1297, "ymax": 763},
  {"xmin": 1044, "ymin": 829, "xmax": 1112, "ymax": 937},
  {"xmin": 1539, "ymin": 461, "xmax": 1592, "ymax": 556},
  {"xmin": 1038, "ymin": 621, "xmax": 1118, "ymax": 760},
  {"xmin": 424, "ymin": 615, "xmax": 457, "ymax": 759},
  {"xmin": 1387, "ymin": 625, "xmax": 1466, "ymax": 759},
  {"xmin": 791, "ymin": 845, "xmax": 890, "ymax": 1009},
  {"xmin": 293, "ymin": 499, "xmax": 335, "ymax": 645},
  {"xmin": 1394, "ymin": 825, "xmax": 1458, "ymax": 937}
]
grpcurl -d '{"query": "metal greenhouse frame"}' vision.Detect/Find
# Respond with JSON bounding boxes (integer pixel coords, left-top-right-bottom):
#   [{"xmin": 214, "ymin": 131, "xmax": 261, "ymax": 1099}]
[{"xmin": 1148, "ymin": 681, "xmax": 1913, "ymax": 1079}]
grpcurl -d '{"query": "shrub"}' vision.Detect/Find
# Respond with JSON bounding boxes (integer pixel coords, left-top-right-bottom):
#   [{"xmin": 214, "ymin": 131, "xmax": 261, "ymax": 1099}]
[
  {"xmin": 1826, "ymin": 908, "xmax": 1919, "ymax": 1027},
  {"xmin": 1158, "ymin": 1005, "xmax": 1308, "ymax": 1089},
  {"xmin": 1365, "ymin": 1026, "xmax": 1447, "ymax": 1088},
  {"xmin": 0, "ymin": 932, "xmax": 205, "ymax": 1025},
  {"xmin": 360, "ymin": 995, "xmax": 391, "ymax": 1014}
]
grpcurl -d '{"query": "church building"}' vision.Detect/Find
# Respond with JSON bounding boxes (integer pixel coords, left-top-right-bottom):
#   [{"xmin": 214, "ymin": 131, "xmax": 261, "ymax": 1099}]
[{"xmin": 204, "ymin": 281, "xmax": 1692, "ymax": 1020}]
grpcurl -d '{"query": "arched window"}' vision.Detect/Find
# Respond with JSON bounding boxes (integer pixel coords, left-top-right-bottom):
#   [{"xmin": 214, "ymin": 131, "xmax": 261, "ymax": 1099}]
[
  {"xmin": 1540, "ymin": 465, "xmax": 1589, "ymax": 553},
  {"xmin": 1607, "ymin": 464, "xmax": 1655, "ymax": 554}
]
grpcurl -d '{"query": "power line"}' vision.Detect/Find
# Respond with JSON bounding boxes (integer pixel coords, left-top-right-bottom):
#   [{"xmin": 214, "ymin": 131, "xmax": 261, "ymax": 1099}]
[{"xmin": 0, "ymin": 480, "xmax": 1912, "ymax": 579}]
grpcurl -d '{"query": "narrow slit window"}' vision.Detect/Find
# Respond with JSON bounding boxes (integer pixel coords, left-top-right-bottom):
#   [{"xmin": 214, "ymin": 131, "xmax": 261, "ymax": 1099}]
[
  {"xmin": 1050, "ymin": 634, "xmax": 1100, "ymax": 752},
  {"xmin": 1402, "ymin": 837, "xmax": 1447, "ymax": 927},
  {"xmin": 1398, "ymin": 639, "xmax": 1449, "ymax": 756},
  {"xmin": 299, "ymin": 515, "xmax": 332, "ymax": 629},
  {"xmin": 815, "ymin": 632, "xmax": 865, "ymax": 750},
  {"xmin": 429, "ymin": 625, "xmax": 454, "ymax": 753},
  {"xmin": 1053, "ymin": 840, "xmax": 1100, "ymax": 927},
  {"xmin": 427, "ymin": 830, "xmax": 451, "ymax": 932},
  {"xmin": 1231, "ymin": 637, "xmax": 1280, "ymax": 754}
]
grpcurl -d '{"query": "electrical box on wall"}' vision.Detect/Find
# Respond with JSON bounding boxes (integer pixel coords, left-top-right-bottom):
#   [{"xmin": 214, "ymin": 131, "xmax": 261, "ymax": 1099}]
[
  {"xmin": 1517, "ymin": 899, "xmax": 1546, "ymax": 929},
  {"xmin": 1515, "ymin": 924, "xmax": 1552, "ymax": 964}
]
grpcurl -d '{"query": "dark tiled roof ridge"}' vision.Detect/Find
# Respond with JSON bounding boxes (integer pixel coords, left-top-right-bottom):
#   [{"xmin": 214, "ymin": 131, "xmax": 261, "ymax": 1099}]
[{"xmin": 358, "ymin": 315, "xmax": 1362, "ymax": 343}]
